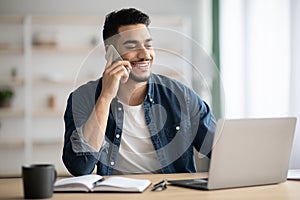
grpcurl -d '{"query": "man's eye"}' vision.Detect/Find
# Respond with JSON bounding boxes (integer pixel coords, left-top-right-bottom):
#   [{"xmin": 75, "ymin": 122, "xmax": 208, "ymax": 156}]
[
  {"xmin": 125, "ymin": 46, "xmax": 136, "ymax": 50},
  {"xmin": 145, "ymin": 44, "xmax": 153, "ymax": 49}
]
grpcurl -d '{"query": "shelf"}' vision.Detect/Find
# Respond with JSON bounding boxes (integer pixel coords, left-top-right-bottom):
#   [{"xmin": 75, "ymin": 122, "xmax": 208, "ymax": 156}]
[
  {"xmin": 32, "ymin": 77, "xmax": 74, "ymax": 85},
  {"xmin": 32, "ymin": 108, "xmax": 64, "ymax": 117},
  {"xmin": 31, "ymin": 45, "xmax": 101, "ymax": 54},
  {"xmin": 0, "ymin": 139, "xmax": 24, "ymax": 148},
  {"xmin": 0, "ymin": 108, "xmax": 64, "ymax": 117},
  {"xmin": 0, "ymin": 139, "xmax": 63, "ymax": 148},
  {"xmin": 0, "ymin": 16, "xmax": 23, "ymax": 24},
  {"xmin": 0, "ymin": 46, "xmax": 23, "ymax": 54},
  {"xmin": 32, "ymin": 15, "xmax": 103, "ymax": 25},
  {"xmin": 0, "ymin": 77, "xmax": 24, "ymax": 86},
  {"xmin": 32, "ymin": 77, "xmax": 95, "ymax": 87},
  {"xmin": 32, "ymin": 139, "xmax": 63, "ymax": 146},
  {"xmin": 0, "ymin": 108, "xmax": 24, "ymax": 117},
  {"xmin": 0, "ymin": 108, "xmax": 65, "ymax": 117}
]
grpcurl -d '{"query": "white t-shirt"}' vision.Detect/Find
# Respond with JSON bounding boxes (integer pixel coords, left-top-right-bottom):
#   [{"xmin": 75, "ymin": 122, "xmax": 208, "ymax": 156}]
[{"xmin": 114, "ymin": 101, "xmax": 161, "ymax": 174}]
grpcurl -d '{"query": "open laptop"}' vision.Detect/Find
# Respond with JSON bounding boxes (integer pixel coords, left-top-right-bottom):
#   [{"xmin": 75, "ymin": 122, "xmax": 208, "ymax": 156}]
[{"xmin": 168, "ymin": 117, "xmax": 297, "ymax": 190}]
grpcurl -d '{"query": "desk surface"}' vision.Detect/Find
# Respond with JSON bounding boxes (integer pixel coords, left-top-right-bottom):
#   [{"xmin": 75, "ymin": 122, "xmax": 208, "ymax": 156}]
[{"xmin": 1, "ymin": 173, "xmax": 300, "ymax": 200}]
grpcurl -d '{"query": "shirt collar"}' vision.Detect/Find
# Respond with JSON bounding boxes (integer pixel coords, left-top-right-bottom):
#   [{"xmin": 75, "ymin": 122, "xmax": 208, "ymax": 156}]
[{"xmin": 97, "ymin": 74, "xmax": 156, "ymax": 105}]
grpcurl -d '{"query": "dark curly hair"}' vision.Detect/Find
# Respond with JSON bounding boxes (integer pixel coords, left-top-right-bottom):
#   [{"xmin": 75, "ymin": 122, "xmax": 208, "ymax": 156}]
[{"xmin": 102, "ymin": 8, "xmax": 151, "ymax": 45}]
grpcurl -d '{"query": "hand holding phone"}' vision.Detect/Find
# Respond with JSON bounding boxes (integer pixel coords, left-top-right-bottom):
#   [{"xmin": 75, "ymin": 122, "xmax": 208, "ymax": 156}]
[
  {"xmin": 105, "ymin": 45, "xmax": 130, "ymax": 83},
  {"xmin": 105, "ymin": 45, "xmax": 123, "ymax": 63}
]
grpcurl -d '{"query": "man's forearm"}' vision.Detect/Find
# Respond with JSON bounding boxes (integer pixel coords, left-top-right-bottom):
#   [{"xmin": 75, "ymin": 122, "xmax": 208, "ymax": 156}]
[{"xmin": 83, "ymin": 96, "xmax": 112, "ymax": 151}]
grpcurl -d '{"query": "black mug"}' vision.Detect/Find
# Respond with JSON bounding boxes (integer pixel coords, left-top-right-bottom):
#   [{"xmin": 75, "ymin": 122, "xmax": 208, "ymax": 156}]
[{"xmin": 22, "ymin": 164, "xmax": 57, "ymax": 199}]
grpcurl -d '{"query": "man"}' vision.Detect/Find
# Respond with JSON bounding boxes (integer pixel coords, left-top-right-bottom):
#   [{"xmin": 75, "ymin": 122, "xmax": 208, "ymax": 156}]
[{"xmin": 63, "ymin": 8, "xmax": 216, "ymax": 176}]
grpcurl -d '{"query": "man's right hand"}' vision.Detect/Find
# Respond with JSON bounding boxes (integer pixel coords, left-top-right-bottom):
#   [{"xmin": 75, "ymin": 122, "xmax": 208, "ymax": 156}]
[{"xmin": 100, "ymin": 53, "xmax": 132, "ymax": 102}]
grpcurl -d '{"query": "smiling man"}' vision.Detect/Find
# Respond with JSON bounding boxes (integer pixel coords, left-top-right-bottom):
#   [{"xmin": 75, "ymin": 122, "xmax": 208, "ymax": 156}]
[{"xmin": 62, "ymin": 8, "xmax": 216, "ymax": 176}]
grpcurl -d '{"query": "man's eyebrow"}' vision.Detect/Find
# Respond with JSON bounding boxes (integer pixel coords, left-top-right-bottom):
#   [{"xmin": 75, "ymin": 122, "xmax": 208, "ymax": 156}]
[
  {"xmin": 123, "ymin": 38, "xmax": 153, "ymax": 45},
  {"xmin": 145, "ymin": 38, "xmax": 153, "ymax": 42},
  {"xmin": 123, "ymin": 40, "xmax": 138, "ymax": 45}
]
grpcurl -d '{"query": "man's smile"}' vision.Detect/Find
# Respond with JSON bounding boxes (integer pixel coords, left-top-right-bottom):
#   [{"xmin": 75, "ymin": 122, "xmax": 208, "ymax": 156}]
[{"xmin": 130, "ymin": 61, "xmax": 151, "ymax": 71}]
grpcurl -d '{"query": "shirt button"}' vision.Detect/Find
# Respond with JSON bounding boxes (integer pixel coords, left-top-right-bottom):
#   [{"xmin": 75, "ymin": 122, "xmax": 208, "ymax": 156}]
[
  {"xmin": 118, "ymin": 107, "xmax": 122, "ymax": 111},
  {"xmin": 176, "ymin": 126, "xmax": 180, "ymax": 131},
  {"xmin": 110, "ymin": 161, "xmax": 115, "ymax": 166},
  {"xmin": 116, "ymin": 134, "xmax": 120, "ymax": 139}
]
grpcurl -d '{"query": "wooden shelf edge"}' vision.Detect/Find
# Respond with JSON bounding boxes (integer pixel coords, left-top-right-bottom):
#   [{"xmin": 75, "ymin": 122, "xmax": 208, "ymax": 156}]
[
  {"xmin": 31, "ymin": 15, "xmax": 104, "ymax": 25},
  {"xmin": 32, "ymin": 77, "xmax": 74, "ymax": 85},
  {"xmin": 0, "ymin": 46, "xmax": 24, "ymax": 54},
  {"xmin": 0, "ymin": 108, "xmax": 24, "ymax": 117},
  {"xmin": 0, "ymin": 15, "xmax": 24, "ymax": 24},
  {"xmin": 0, "ymin": 139, "xmax": 63, "ymax": 148},
  {"xmin": 31, "ymin": 45, "xmax": 102, "ymax": 54},
  {"xmin": 0, "ymin": 78, "xmax": 25, "ymax": 86},
  {"xmin": 0, "ymin": 108, "xmax": 64, "ymax": 117},
  {"xmin": 32, "ymin": 139, "xmax": 63, "ymax": 146},
  {"xmin": 0, "ymin": 140, "xmax": 24, "ymax": 148},
  {"xmin": 32, "ymin": 108, "xmax": 64, "ymax": 117}
]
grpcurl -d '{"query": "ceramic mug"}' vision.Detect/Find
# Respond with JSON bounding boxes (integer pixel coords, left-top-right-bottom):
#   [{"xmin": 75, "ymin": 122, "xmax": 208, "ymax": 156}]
[{"xmin": 22, "ymin": 164, "xmax": 57, "ymax": 199}]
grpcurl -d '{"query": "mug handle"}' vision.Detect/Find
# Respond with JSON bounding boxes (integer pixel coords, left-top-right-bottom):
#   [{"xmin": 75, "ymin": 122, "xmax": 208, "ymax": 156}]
[{"xmin": 52, "ymin": 169, "xmax": 57, "ymax": 184}]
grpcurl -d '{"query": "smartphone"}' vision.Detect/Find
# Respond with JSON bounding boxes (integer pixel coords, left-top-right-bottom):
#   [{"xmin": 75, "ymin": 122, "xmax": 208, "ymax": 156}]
[
  {"xmin": 105, "ymin": 45, "xmax": 130, "ymax": 83},
  {"xmin": 105, "ymin": 45, "xmax": 123, "ymax": 63}
]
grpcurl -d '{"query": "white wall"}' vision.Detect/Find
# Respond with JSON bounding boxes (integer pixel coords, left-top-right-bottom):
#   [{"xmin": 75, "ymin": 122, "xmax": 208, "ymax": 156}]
[
  {"xmin": 220, "ymin": 0, "xmax": 300, "ymax": 168},
  {"xmin": 0, "ymin": 0, "xmax": 195, "ymax": 15},
  {"xmin": 220, "ymin": 0, "xmax": 291, "ymax": 118},
  {"xmin": 0, "ymin": 0, "xmax": 201, "ymax": 28},
  {"xmin": 290, "ymin": 0, "xmax": 300, "ymax": 169}
]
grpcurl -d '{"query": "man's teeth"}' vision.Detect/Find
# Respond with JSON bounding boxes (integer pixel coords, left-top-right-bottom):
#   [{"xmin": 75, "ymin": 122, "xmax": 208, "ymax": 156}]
[{"xmin": 134, "ymin": 63, "xmax": 148, "ymax": 67}]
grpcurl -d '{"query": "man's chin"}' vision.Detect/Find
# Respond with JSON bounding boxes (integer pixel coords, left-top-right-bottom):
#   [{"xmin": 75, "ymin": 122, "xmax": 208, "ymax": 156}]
[{"xmin": 129, "ymin": 73, "xmax": 151, "ymax": 83}]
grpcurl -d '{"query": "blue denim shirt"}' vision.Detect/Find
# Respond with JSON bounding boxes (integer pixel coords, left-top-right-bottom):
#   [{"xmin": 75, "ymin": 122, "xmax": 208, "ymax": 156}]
[{"xmin": 63, "ymin": 73, "xmax": 216, "ymax": 176}]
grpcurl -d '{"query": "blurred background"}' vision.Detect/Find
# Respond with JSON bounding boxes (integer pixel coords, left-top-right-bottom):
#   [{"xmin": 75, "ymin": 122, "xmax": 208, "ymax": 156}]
[{"xmin": 0, "ymin": 0, "xmax": 299, "ymax": 176}]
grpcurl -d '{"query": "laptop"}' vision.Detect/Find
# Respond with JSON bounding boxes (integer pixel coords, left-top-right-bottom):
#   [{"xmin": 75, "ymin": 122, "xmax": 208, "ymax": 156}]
[{"xmin": 168, "ymin": 117, "xmax": 297, "ymax": 190}]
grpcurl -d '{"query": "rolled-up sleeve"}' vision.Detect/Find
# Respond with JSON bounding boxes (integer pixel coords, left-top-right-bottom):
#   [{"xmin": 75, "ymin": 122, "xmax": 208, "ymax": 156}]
[
  {"xmin": 70, "ymin": 125, "xmax": 98, "ymax": 153},
  {"xmin": 62, "ymin": 80, "xmax": 108, "ymax": 176},
  {"xmin": 70, "ymin": 125, "xmax": 110, "ymax": 157}
]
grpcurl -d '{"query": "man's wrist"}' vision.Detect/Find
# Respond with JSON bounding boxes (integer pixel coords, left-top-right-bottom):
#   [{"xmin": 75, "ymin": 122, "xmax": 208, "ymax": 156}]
[{"xmin": 97, "ymin": 94, "xmax": 113, "ymax": 107}]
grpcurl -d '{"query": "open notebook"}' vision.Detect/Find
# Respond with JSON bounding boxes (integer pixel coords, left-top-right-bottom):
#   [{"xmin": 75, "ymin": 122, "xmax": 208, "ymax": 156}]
[{"xmin": 54, "ymin": 174, "xmax": 151, "ymax": 193}]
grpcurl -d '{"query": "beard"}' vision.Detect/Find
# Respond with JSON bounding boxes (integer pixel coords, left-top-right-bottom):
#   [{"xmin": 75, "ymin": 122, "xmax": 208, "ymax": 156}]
[{"xmin": 129, "ymin": 71, "xmax": 151, "ymax": 82}]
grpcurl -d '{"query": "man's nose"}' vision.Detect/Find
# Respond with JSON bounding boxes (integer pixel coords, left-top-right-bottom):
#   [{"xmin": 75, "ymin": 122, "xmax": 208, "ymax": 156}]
[{"xmin": 137, "ymin": 46, "xmax": 151, "ymax": 59}]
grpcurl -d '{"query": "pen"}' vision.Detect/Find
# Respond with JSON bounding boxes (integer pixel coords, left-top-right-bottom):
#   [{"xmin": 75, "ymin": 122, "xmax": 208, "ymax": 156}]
[
  {"xmin": 152, "ymin": 179, "xmax": 167, "ymax": 191},
  {"xmin": 94, "ymin": 178, "xmax": 105, "ymax": 186}
]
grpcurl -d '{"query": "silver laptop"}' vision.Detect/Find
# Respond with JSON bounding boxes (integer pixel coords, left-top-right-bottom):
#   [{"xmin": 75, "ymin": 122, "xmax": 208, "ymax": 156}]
[{"xmin": 168, "ymin": 117, "xmax": 297, "ymax": 190}]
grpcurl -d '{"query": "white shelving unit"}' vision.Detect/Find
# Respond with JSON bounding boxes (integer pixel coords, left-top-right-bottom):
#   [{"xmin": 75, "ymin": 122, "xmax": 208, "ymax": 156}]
[
  {"xmin": 0, "ymin": 15, "xmax": 192, "ymax": 176},
  {"xmin": 0, "ymin": 15, "xmax": 26, "ymax": 177}
]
